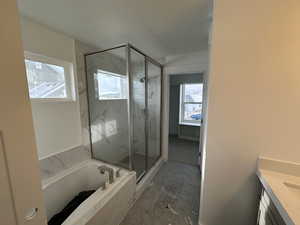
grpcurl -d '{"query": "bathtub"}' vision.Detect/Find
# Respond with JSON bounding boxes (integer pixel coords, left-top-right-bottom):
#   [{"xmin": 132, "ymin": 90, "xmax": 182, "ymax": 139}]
[{"xmin": 42, "ymin": 160, "xmax": 136, "ymax": 225}]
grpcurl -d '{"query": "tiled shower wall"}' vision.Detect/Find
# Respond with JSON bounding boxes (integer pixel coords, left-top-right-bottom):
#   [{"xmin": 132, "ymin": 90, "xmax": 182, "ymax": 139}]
[
  {"xmin": 85, "ymin": 48, "xmax": 130, "ymax": 166},
  {"xmin": 131, "ymin": 56, "xmax": 147, "ymax": 157},
  {"xmin": 39, "ymin": 40, "xmax": 97, "ymax": 180}
]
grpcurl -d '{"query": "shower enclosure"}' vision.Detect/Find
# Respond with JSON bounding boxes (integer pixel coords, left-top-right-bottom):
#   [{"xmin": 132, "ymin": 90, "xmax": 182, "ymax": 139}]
[{"xmin": 85, "ymin": 44, "xmax": 162, "ymax": 181}]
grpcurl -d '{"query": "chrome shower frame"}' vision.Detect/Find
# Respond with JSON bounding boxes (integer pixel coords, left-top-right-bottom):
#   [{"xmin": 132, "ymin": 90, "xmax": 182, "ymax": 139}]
[{"xmin": 84, "ymin": 43, "xmax": 163, "ymax": 182}]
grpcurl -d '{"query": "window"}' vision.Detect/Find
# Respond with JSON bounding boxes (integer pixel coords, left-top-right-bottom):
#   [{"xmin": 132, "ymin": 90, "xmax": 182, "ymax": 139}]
[
  {"xmin": 179, "ymin": 83, "xmax": 203, "ymax": 125},
  {"xmin": 24, "ymin": 52, "xmax": 75, "ymax": 101},
  {"xmin": 95, "ymin": 70, "xmax": 128, "ymax": 100}
]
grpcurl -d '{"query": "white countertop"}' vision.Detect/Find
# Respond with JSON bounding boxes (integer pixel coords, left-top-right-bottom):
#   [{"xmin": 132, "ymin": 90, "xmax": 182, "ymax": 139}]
[{"xmin": 257, "ymin": 158, "xmax": 300, "ymax": 225}]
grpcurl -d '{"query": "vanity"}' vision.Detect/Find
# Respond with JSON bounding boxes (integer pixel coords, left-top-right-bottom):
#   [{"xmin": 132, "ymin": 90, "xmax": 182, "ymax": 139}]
[{"xmin": 257, "ymin": 158, "xmax": 300, "ymax": 225}]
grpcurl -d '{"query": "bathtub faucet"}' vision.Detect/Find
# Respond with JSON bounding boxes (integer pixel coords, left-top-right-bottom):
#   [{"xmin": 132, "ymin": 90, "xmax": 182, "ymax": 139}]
[{"xmin": 98, "ymin": 165, "xmax": 114, "ymax": 184}]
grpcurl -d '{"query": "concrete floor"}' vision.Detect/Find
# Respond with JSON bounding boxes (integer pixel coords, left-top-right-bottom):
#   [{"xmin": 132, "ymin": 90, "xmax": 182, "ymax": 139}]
[
  {"xmin": 168, "ymin": 136, "xmax": 200, "ymax": 166},
  {"xmin": 120, "ymin": 137, "xmax": 201, "ymax": 225}
]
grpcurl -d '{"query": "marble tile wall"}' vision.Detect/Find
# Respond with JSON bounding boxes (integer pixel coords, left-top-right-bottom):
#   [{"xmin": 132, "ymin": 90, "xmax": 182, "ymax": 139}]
[
  {"xmin": 85, "ymin": 47, "xmax": 131, "ymax": 168},
  {"xmin": 147, "ymin": 73, "xmax": 162, "ymax": 159},
  {"xmin": 131, "ymin": 51, "xmax": 147, "ymax": 157},
  {"xmin": 131, "ymin": 60, "xmax": 162, "ymax": 160},
  {"xmin": 74, "ymin": 40, "xmax": 97, "ymax": 153},
  {"xmin": 39, "ymin": 145, "xmax": 90, "ymax": 180}
]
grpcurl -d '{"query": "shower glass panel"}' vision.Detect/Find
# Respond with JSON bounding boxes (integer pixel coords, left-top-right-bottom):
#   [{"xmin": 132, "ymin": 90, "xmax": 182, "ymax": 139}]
[
  {"xmin": 85, "ymin": 46, "xmax": 131, "ymax": 169},
  {"xmin": 85, "ymin": 44, "xmax": 162, "ymax": 182},
  {"xmin": 147, "ymin": 61, "xmax": 161, "ymax": 168},
  {"xmin": 130, "ymin": 49, "xmax": 147, "ymax": 179}
]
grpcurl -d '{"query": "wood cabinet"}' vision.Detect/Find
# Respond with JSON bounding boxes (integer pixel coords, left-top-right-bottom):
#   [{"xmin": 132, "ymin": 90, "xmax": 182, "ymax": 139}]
[{"xmin": 257, "ymin": 190, "xmax": 286, "ymax": 225}]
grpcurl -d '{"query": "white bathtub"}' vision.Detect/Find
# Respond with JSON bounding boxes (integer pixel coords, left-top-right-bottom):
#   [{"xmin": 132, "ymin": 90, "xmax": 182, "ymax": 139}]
[{"xmin": 42, "ymin": 160, "xmax": 136, "ymax": 225}]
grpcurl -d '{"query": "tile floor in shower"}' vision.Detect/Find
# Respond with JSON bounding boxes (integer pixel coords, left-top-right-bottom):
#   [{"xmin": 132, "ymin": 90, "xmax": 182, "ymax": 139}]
[
  {"xmin": 119, "ymin": 153, "xmax": 158, "ymax": 179},
  {"xmin": 120, "ymin": 137, "xmax": 201, "ymax": 225}
]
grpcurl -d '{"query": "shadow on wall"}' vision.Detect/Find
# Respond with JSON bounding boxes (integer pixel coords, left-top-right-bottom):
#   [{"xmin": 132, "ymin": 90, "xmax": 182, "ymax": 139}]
[{"xmin": 205, "ymin": 173, "xmax": 260, "ymax": 225}]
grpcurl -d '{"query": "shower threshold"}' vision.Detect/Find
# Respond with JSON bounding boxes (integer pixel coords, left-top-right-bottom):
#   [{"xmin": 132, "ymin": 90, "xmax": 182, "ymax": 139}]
[{"xmin": 118, "ymin": 153, "xmax": 157, "ymax": 182}]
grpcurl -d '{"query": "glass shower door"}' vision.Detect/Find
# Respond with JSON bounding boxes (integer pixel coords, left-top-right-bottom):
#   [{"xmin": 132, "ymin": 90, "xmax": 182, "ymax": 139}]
[
  {"xmin": 130, "ymin": 48, "xmax": 147, "ymax": 179},
  {"xmin": 146, "ymin": 60, "xmax": 162, "ymax": 169},
  {"xmin": 85, "ymin": 46, "xmax": 131, "ymax": 170}
]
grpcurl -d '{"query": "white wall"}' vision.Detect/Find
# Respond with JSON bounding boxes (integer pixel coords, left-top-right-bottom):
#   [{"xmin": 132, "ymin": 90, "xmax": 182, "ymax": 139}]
[
  {"xmin": 164, "ymin": 50, "xmax": 209, "ymax": 75},
  {"xmin": 0, "ymin": 1, "xmax": 47, "ymax": 223},
  {"xmin": 200, "ymin": 1, "xmax": 300, "ymax": 225},
  {"xmin": 20, "ymin": 17, "xmax": 82, "ymax": 159}
]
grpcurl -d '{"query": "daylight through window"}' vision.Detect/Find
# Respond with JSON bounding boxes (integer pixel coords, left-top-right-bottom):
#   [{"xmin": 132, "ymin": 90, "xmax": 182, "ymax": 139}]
[
  {"xmin": 24, "ymin": 52, "xmax": 74, "ymax": 100},
  {"xmin": 96, "ymin": 70, "xmax": 128, "ymax": 100},
  {"xmin": 180, "ymin": 83, "xmax": 203, "ymax": 125}
]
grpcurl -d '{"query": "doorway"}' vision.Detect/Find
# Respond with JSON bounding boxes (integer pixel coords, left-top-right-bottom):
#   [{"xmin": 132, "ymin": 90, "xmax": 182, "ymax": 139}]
[{"xmin": 168, "ymin": 73, "xmax": 204, "ymax": 167}]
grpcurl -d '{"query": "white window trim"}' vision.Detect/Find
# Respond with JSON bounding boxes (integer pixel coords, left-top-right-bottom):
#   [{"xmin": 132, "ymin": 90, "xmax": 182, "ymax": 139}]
[
  {"xmin": 179, "ymin": 83, "xmax": 202, "ymax": 126},
  {"xmin": 24, "ymin": 51, "xmax": 76, "ymax": 102}
]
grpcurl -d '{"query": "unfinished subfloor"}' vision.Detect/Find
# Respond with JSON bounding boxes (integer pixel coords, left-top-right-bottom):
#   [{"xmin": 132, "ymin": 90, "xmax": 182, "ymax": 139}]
[{"xmin": 120, "ymin": 137, "xmax": 201, "ymax": 225}]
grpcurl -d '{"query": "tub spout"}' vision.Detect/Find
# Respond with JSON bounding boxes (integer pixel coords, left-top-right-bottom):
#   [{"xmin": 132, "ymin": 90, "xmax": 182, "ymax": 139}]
[
  {"xmin": 116, "ymin": 168, "xmax": 122, "ymax": 178},
  {"xmin": 98, "ymin": 165, "xmax": 114, "ymax": 184}
]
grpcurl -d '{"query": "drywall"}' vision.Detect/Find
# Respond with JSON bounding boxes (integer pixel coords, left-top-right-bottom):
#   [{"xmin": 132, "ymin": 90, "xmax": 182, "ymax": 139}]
[
  {"xmin": 17, "ymin": 0, "xmax": 210, "ymax": 59},
  {"xmin": 169, "ymin": 74, "xmax": 202, "ymax": 139},
  {"xmin": 0, "ymin": 0, "xmax": 47, "ymax": 223},
  {"xmin": 164, "ymin": 50, "xmax": 209, "ymax": 75},
  {"xmin": 200, "ymin": 1, "xmax": 300, "ymax": 225},
  {"xmin": 0, "ymin": 134, "xmax": 18, "ymax": 225},
  {"xmin": 20, "ymin": 17, "xmax": 82, "ymax": 159},
  {"xmin": 178, "ymin": 125, "xmax": 200, "ymax": 141}
]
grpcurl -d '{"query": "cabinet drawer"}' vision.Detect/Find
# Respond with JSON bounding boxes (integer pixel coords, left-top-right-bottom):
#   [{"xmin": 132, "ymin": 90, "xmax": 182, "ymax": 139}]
[{"xmin": 257, "ymin": 190, "xmax": 286, "ymax": 225}]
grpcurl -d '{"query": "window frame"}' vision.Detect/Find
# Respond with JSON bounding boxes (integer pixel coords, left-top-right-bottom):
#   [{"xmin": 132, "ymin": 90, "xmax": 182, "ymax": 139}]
[
  {"xmin": 95, "ymin": 69, "xmax": 128, "ymax": 101},
  {"xmin": 24, "ymin": 51, "xmax": 75, "ymax": 102},
  {"xmin": 179, "ymin": 83, "xmax": 203, "ymax": 126}
]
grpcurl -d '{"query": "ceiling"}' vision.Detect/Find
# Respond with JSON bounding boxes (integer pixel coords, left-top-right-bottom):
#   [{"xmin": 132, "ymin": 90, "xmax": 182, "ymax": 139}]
[{"xmin": 17, "ymin": 0, "xmax": 211, "ymax": 59}]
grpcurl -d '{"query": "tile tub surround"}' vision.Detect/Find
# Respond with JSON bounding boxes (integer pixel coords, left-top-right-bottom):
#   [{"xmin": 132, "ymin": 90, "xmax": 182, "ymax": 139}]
[
  {"xmin": 39, "ymin": 145, "xmax": 90, "ymax": 181},
  {"xmin": 257, "ymin": 157, "xmax": 300, "ymax": 225}
]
